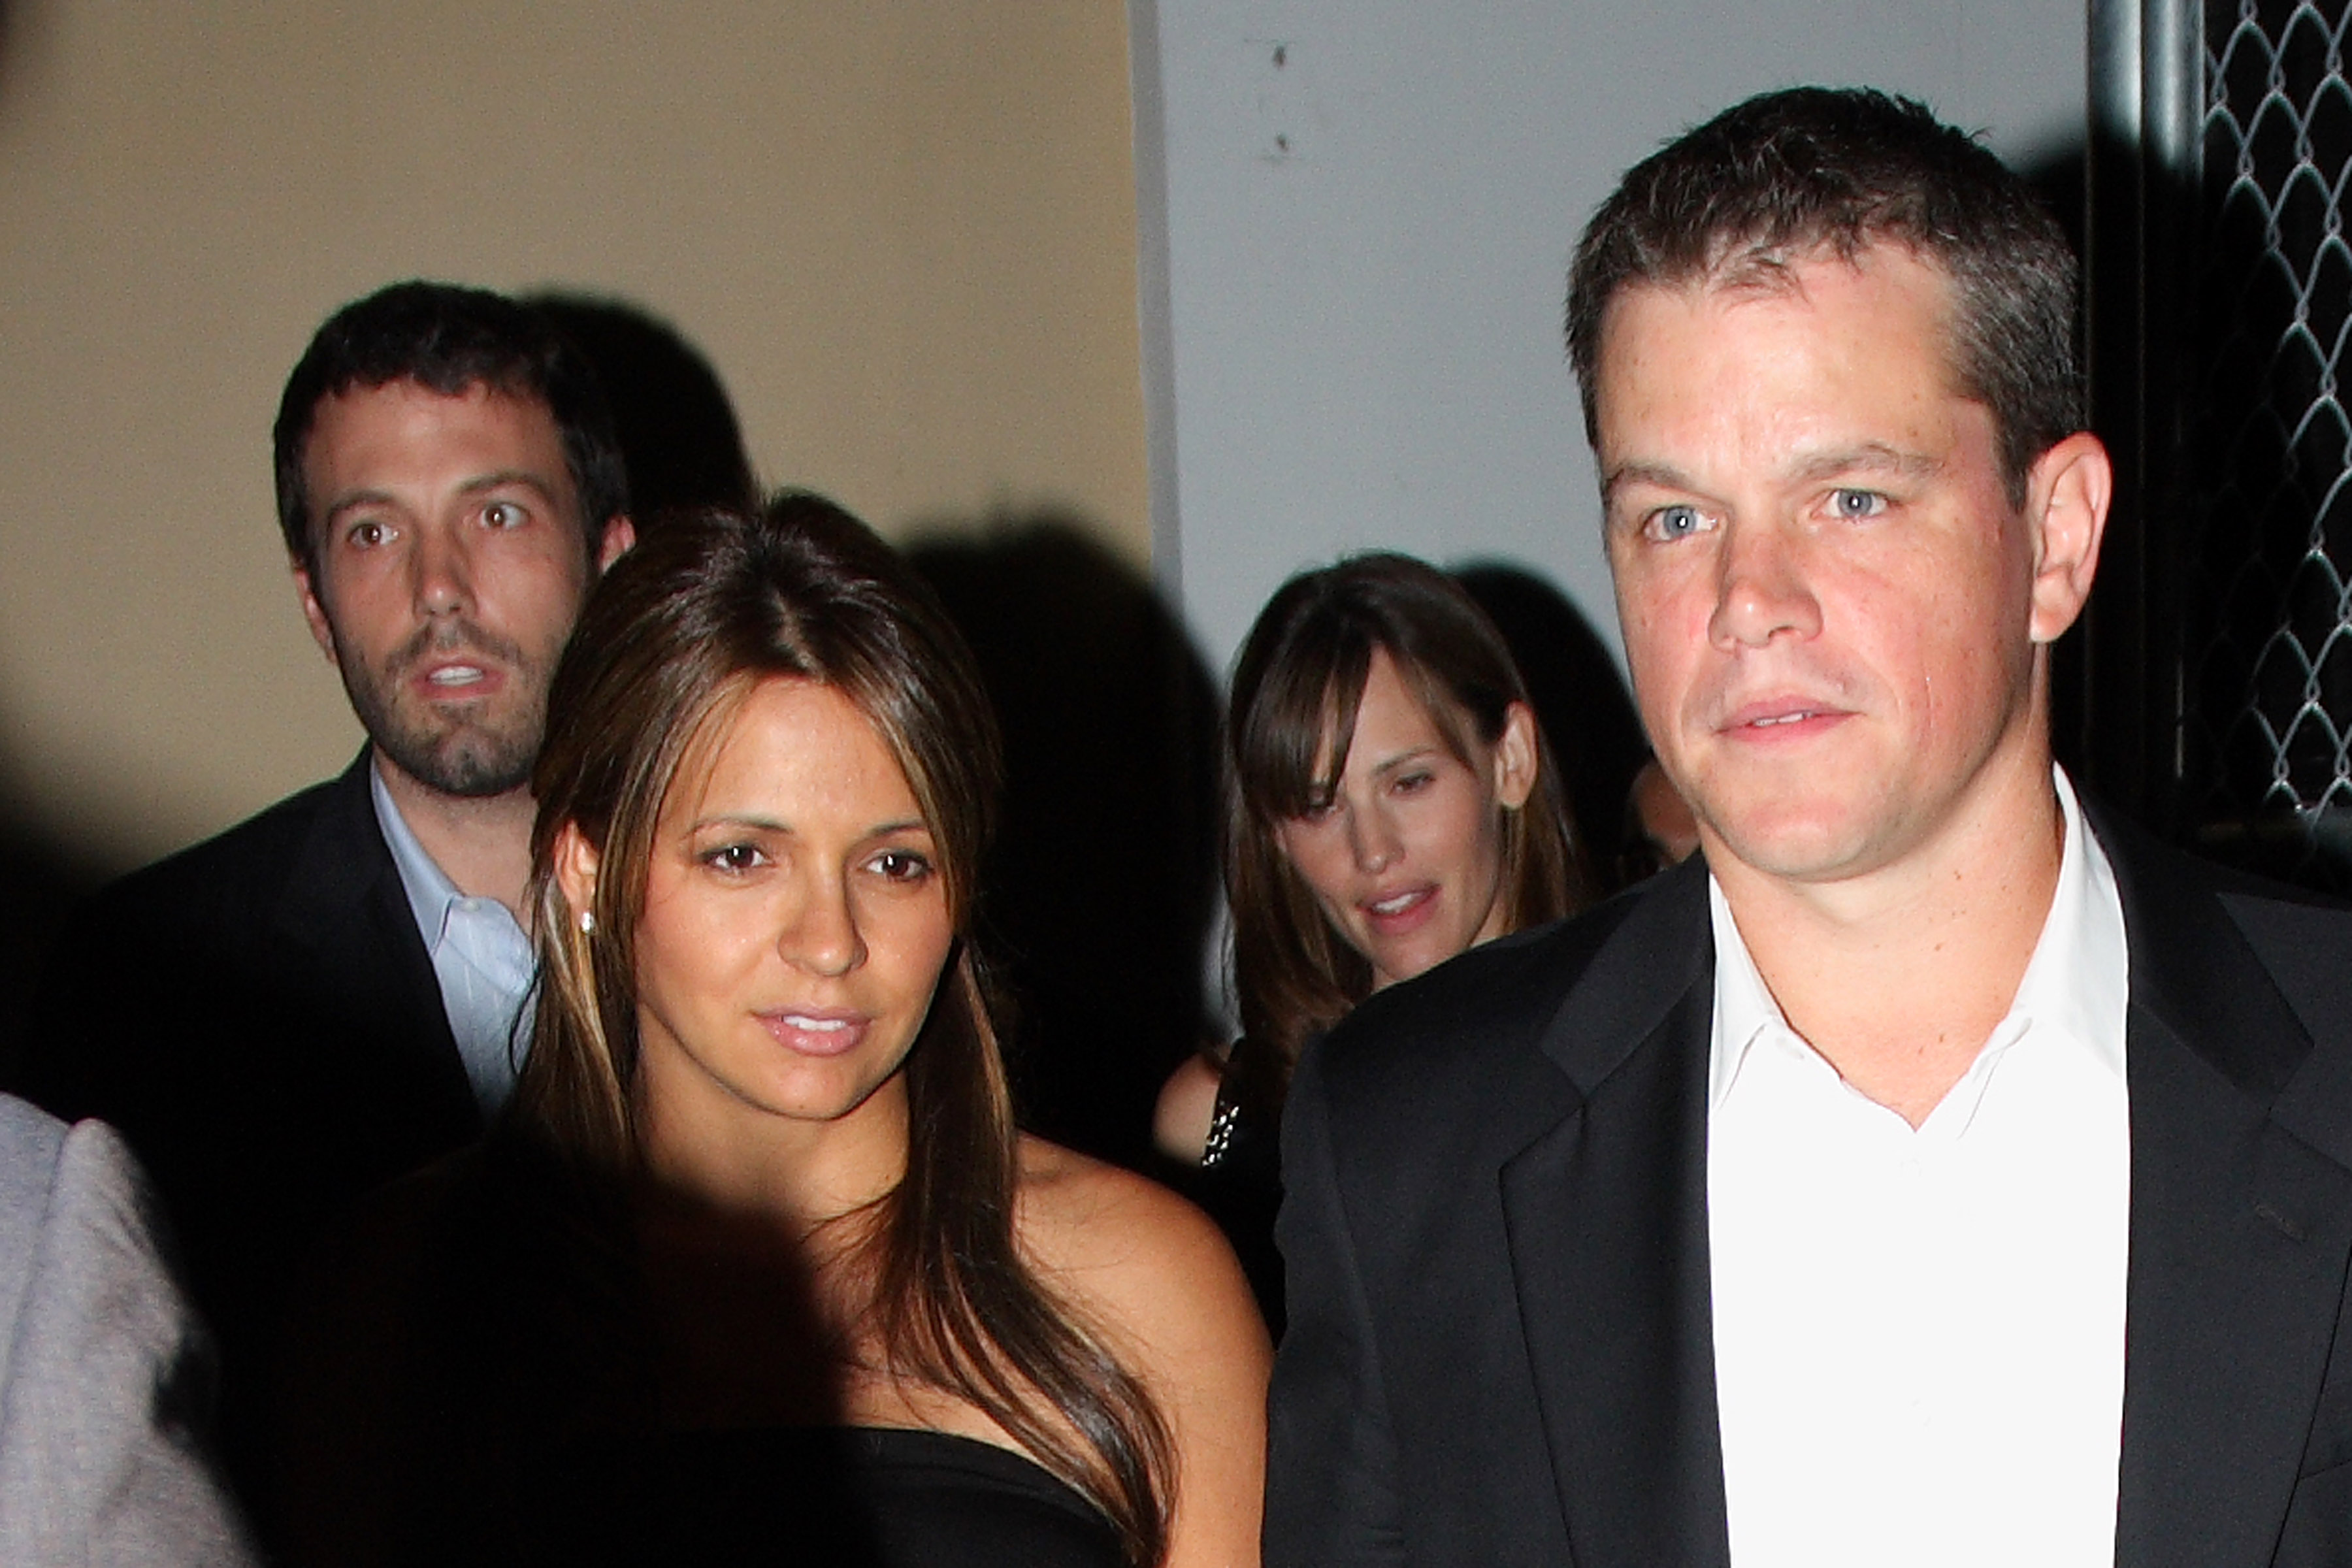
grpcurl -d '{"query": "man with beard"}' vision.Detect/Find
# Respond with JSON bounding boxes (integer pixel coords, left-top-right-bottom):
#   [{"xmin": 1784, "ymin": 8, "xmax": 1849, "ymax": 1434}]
[{"xmin": 7, "ymin": 282, "xmax": 633, "ymax": 1518}]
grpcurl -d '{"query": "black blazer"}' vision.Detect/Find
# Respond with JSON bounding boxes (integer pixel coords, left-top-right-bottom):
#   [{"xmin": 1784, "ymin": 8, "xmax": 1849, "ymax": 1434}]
[
  {"xmin": 1267, "ymin": 812, "xmax": 2352, "ymax": 1568},
  {"xmin": 5, "ymin": 753, "xmax": 482, "ymax": 1499}
]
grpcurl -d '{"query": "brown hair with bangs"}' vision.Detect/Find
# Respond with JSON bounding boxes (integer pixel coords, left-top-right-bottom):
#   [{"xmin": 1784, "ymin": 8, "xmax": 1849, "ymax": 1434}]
[
  {"xmin": 513, "ymin": 493, "xmax": 1171, "ymax": 1565},
  {"xmin": 1226, "ymin": 553, "xmax": 1591, "ymax": 1088}
]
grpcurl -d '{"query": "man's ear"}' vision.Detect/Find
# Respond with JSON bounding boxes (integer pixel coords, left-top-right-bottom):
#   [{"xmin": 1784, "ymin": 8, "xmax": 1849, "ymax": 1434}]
[
  {"xmin": 1492, "ymin": 701, "xmax": 1541, "ymax": 811},
  {"xmin": 596, "ymin": 515, "xmax": 636, "ymax": 573},
  {"xmin": 289, "ymin": 556, "xmax": 340, "ymax": 666},
  {"xmin": 2025, "ymin": 433, "xmax": 2112, "ymax": 645},
  {"xmin": 553, "ymin": 821, "xmax": 602, "ymax": 929}
]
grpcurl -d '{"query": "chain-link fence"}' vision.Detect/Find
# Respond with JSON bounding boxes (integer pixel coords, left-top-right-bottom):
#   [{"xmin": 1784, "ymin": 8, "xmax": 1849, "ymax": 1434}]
[{"xmin": 2177, "ymin": 0, "xmax": 2352, "ymax": 887}]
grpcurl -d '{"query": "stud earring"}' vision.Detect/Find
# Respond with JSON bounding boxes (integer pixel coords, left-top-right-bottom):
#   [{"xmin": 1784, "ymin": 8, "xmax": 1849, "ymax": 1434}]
[{"xmin": 578, "ymin": 910, "xmax": 596, "ymax": 935}]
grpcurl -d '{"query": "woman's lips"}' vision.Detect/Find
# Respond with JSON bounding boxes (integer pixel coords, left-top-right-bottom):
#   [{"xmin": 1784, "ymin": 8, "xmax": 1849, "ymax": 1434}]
[
  {"xmin": 757, "ymin": 1008, "xmax": 871, "ymax": 1058},
  {"xmin": 1360, "ymin": 883, "xmax": 1439, "ymax": 937}
]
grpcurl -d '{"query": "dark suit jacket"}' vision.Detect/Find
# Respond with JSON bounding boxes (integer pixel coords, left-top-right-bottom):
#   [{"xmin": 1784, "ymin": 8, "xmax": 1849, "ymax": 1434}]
[
  {"xmin": 3, "ymin": 753, "xmax": 482, "ymax": 1505},
  {"xmin": 1267, "ymin": 812, "xmax": 2352, "ymax": 1567}
]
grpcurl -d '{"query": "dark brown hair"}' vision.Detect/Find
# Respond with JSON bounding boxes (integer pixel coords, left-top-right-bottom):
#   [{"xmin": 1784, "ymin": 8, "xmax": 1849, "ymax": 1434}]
[
  {"xmin": 273, "ymin": 280, "xmax": 630, "ymax": 571},
  {"xmin": 1226, "ymin": 552, "xmax": 1589, "ymax": 1083},
  {"xmin": 513, "ymin": 494, "xmax": 1170, "ymax": 1563},
  {"xmin": 1565, "ymin": 86, "xmax": 2080, "ymax": 504}
]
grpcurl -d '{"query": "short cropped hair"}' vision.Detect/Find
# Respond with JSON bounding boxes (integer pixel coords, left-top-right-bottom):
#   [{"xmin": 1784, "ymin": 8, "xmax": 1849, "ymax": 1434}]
[
  {"xmin": 1565, "ymin": 87, "xmax": 2081, "ymax": 503},
  {"xmin": 272, "ymin": 280, "xmax": 630, "ymax": 568}
]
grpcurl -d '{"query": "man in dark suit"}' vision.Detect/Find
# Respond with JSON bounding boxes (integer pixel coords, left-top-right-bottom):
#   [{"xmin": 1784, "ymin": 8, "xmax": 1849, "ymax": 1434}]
[
  {"xmin": 5, "ymin": 281, "xmax": 633, "ymax": 1508},
  {"xmin": 1267, "ymin": 88, "xmax": 2352, "ymax": 1567}
]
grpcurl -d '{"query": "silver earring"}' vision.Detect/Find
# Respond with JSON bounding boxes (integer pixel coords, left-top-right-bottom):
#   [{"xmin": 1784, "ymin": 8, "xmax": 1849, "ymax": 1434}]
[{"xmin": 578, "ymin": 910, "xmax": 596, "ymax": 935}]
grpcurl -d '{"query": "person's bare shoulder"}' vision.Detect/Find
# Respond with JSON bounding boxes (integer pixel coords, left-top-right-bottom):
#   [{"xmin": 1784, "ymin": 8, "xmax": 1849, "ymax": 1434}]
[
  {"xmin": 1017, "ymin": 1137, "xmax": 1250, "ymax": 1314},
  {"xmin": 1152, "ymin": 1052, "xmax": 1225, "ymax": 1165},
  {"xmin": 1017, "ymin": 1137, "xmax": 1268, "ymax": 1568}
]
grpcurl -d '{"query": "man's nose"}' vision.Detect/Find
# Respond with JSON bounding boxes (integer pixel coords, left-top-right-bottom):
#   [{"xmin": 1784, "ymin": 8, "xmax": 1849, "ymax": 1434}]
[
  {"xmin": 1708, "ymin": 522, "xmax": 1821, "ymax": 649},
  {"xmin": 410, "ymin": 525, "xmax": 472, "ymax": 617}
]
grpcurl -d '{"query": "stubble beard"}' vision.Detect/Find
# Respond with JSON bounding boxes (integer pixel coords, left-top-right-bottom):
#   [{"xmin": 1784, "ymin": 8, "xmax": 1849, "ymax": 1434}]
[{"xmin": 336, "ymin": 619, "xmax": 547, "ymax": 799}]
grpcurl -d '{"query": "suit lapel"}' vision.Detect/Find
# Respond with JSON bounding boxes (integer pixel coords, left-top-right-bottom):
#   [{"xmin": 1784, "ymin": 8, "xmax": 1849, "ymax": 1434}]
[
  {"xmin": 2105, "ymin": 825, "xmax": 2352, "ymax": 1568},
  {"xmin": 1499, "ymin": 862, "xmax": 1731, "ymax": 1568},
  {"xmin": 272, "ymin": 755, "xmax": 471, "ymax": 1105},
  {"xmin": 1484, "ymin": 814, "xmax": 2352, "ymax": 1567}
]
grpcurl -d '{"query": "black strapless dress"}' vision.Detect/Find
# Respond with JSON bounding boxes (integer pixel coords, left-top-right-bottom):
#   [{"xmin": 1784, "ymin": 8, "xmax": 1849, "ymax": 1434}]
[
  {"xmin": 627, "ymin": 1427, "xmax": 1124, "ymax": 1567},
  {"xmin": 276, "ymin": 1146, "xmax": 1128, "ymax": 1567}
]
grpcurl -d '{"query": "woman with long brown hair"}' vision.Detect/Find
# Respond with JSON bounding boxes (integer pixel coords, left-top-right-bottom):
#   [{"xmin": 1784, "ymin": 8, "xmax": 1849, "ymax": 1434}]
[
  {"xmin": 281, "ymin": 497, "xmax": 1266, "ymax": 1568},
  {"xmin": 1156, "ymin": 553, "xmax": 1590, "ymax": 1324}
]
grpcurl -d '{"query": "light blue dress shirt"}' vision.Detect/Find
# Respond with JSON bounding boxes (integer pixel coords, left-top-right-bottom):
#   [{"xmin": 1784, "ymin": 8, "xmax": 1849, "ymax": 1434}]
[{"xmin": 369, "ymin": 766, "xmax": 537, "ymax": 1113}]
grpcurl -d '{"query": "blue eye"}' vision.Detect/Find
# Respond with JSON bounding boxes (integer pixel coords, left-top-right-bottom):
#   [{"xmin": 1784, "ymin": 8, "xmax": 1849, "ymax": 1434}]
[
  {"xmin": 1831, "ymin": 489, "xmax": 1888, "ymax": 519},
  {"xmin": 1646, "ymin": 504, "xmax": 1707, "ymax": 541}
]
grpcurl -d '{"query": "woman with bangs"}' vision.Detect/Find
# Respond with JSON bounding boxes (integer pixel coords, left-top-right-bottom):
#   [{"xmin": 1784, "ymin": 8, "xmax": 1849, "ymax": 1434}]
[
  {"xmin": 279, "ymin": 495, "xmax": 1267, "ymax": 1568},
  {"xmin": 1155, "ymin": 553, "xmax": 1592, "ymax": 1328}
]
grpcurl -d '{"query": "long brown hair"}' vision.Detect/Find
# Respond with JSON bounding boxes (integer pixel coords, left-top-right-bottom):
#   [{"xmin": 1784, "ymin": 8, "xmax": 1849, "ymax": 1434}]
[
  {"xmin": 1227, "ymin": 553, "xmax": 1590, "ymax": 1087},
  {"xmin": 512, "ymin": 494, "xmax": 1171, "ymax": 1563}
]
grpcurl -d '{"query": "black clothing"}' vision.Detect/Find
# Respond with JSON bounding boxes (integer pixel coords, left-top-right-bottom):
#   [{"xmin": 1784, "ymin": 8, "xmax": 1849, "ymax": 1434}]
[
  {"xmin": 1268, "ymin": 813, "xmax": 2352, "ymax": 1568},
  {"xmin": 1190, "ymin": 1037, "xmax": 1285, "ymax": 1335},
  {"xmin": 276, "ymin": 1141, "xmax": 1126, "ymax": 1568},
  {"xmin": 4, "ymin": 753, "xmax": 480, "ymax": 1503},
  {"xmin": 636, "ymin": 1427, "xmax": 1122, "ymax": 1567}
]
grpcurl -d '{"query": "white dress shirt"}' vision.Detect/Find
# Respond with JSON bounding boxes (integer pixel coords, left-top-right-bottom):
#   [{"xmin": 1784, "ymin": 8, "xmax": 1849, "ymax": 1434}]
[
  {"xmin": 370, "ymin": 765, "xmax": 536, "ymax": 1113},
  {"xmin": 1707, "ymin": 770, "xmax": 2131, "ymax": 1568}
]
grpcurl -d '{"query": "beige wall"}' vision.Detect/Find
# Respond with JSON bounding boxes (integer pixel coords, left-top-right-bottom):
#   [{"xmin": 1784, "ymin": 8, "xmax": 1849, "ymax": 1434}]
[{"xmin": 0, "ymin": 1, "xmax": 1149, "ymax": 874}]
